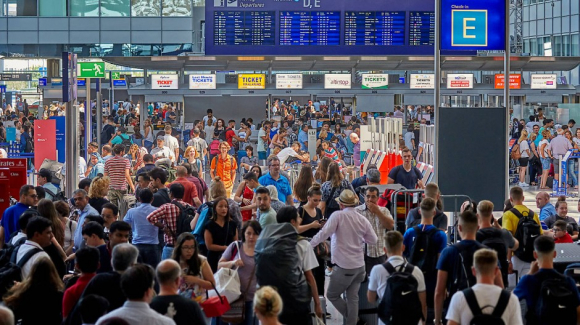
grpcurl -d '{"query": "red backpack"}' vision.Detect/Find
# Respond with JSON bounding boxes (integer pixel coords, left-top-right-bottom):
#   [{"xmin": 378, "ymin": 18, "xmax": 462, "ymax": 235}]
[{"xmin": 209, "ymin": 139, "xmax": 221, "ymax": 155}]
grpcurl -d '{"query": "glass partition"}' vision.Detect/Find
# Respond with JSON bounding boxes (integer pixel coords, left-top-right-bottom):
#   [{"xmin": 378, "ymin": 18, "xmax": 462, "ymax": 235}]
[
  {"xmin": 101, "ymin": 0, "xmax": 130, "ymax": 16},
  {"xmin": 131, "ymin": 0, "xmax": 161, "ymax": 16},
  {"xmin": 71, "ymin": 0, "xmax": 99, "ymax": 16},
  {"xmin": 39, "ymin": 0, "xmax": 66, "ymax": 16},
  {"xmin": 162, "ymin": 0, "xmax": 191, "ymax": 16}
]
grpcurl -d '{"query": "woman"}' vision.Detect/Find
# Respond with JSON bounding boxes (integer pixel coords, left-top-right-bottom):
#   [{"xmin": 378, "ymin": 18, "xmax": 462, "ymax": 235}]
[
  {"xmin": 528, "ymin": 132, "xmax": 541, "ymax": 186},
  {"xmin": 173, "ymin": 233, "xmax": 215, "ymax": 303},
  {"xmin": 316, "ymin": 130, "xmax": 328, "ymax": 148},
  {"xmin": 253, "ymin": 286, "xmax": 283, "ymax": 325},
  {"xmin": 320, "ymin": 162, "xmax": 354, "ymax": 218},
  {"xmin": 216, "ymin": 119, "xmax": 226, "ymax": 141},
  {"xmin": 218, "ymin": 221, "xmax": 262, "ymax": 325},
  {"xmin": 566, "ymin": 130, "xmax": 579, "ymax": 189},
  {"xmin": 143, "ymin": 119, "xmax": 155, "ymax": 152},
  {"xmin": 36, "ymin": 199, "xmax": 67, "ymax": 278},
  {"xmin": 539, "ymin": 129, "xmax": 553, "ymax": 189},
  {"xmin": 293, "ymin": 163, "xmax": 315, "ymax": 206},
  {"xmin": 124, "ymin": 144, "xmax": 142, "ymax": 168},
  {"xmin": 314, "ymin": 157, "xmax": 332, "ymax": 184},
  {"xmin": 204, "ymin": 119, "xmax": 216, "ymax": 145},
  {"xmin": 3, "ymin": 257, "xmax": 64, "ymax": 325},
  {"xmin": 235, "ymin": 172, "xmax": 259, "ymax": 222},
  {"xmin": 54, "ymin": 201, "xmax": 76, "ymax": 256},
  {"xmin": 88, "ymin": 176, "xmax": 110, "ymax": 214},
  {"xmin": 183, "ymin": 146, "xmax": 203, "ymax": 175},
  {"xmin": 250, "ymin": 165, "xmax": 263, "ymax": 179},
  {"xmin": 517, "ymin": 129, "xmax": 530, "ymax": 188},
  {"xmin": 270, "ymin": 128, "xmax": 288, "ymax": 150},
  {"xmin": 238, "ymin": 121, "xmax": 252, "ymax": 151},
  {"xmin": 204, "ymin": 197, "xmax": 239, "ymax": 272}
]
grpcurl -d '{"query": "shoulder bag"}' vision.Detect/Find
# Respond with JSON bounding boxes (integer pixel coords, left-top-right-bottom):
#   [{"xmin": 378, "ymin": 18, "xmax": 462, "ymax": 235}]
[{"xmin": 221, "ymin": 242, "xmax": 256, "ymax": 324}]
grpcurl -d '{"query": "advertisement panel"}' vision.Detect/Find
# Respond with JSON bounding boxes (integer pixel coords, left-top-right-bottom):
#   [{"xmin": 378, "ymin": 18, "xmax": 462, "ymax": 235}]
[
  {"xmin": 34, "ymin": 119, "xmax": 56, "ymax": 171},
  {"xmin": 189, "ymin": 74, "xmax": 217, "ymax": 89},
  {"xmin": 410, "ymin": 74, "xmax": 435, "ymax": 89},
  {"xmin": 447, "ymin": 74, "xmax": 474, "ymax": 89},
  {"xmin": 151, "ymin": 74, "xmax": 179, "ymax": 89},
  {"xmin": 530, "ymin": 74, "xmax": 557, "ymax": 89},
  {"xmin": 361, "ymin": 74, "xmax": 389, "ymax": 89},
  {"xmin": 0, "ymin": 159, "xmax": 27, "ymax": 200},
  {"xmin": 324, "ymin": 74, "xmax": 351, "ymax": 89},
  {"xmin": 238, "ymin": 74, "xmax": 266, "ymax": 89},
  {"xmin": 494, "ymin": 74, "xmax": 521, "ymax": 89},
  {"xmin": 276, "ymin": 74, "xmax": 303, "ymax": 89}
]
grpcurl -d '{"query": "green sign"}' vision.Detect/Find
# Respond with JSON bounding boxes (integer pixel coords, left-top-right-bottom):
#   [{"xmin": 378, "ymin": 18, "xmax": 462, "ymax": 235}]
[
  {"xmin": 111, "ymin": 72, "xmax": 121, "ymax": 80},
  {"xmin": 77, "ymin": 62, "xmax": 105, "ymax": 78},
  {"xmin": 361, "ymin": 74, "xmax": 389, "ymax": 89}
]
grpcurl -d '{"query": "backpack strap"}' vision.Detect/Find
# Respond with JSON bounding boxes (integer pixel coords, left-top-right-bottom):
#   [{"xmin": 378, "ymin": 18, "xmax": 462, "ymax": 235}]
[
  {"xmin": 491, "ymin": 290, "xmax": 511, "ymax": 318},
  {"xmin": 15, "ymin": 247, "xmax": 43, "ymax": 267},
  {"xmin": 383, "ymin": 261, "xmax": 396, "ymax": 274},
  {"xmin": 44, "ymin": 188, "xmax": 57, "ymax": 199},
  {"xmin": 510, "ymin": 207, "xmax": 534, "ymax": 220},
  {"xmin": 462, "ymin": 288, "xmax": 482, "ymax": 317},
  {"xmin": 403, "ymin": 263, "xmax": 415, "ymax": 274}
]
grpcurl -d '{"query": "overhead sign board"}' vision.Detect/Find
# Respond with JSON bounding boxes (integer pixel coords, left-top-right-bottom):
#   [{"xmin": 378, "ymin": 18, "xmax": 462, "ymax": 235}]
[
  {"xmin": 51, "ymin": 78, "xmax": 62, "ymax": 86},
  {"xmin": 362, "ymin": 74, "xmax": 389, "ymax": 89},
  {"xmin": 238, "ymin": 74, "xmax": 266, "ymax": 89},
  {"xmin": 113, "ymin": 79, "xmax": 127, "ymax": 87},
  {"xmin": 189, "ymin": 74, "xmax": 217, "ymax": 89},
  {"xmin": 410, "ymin": 74, "xmax": 435, "ymax": 89},
  {"xmin": 447, "ymin": 73, "xmax": 474, "ymax": 89},
  {"xmin": 152, "ymin": 74, "xmax": 179, "ymax": 89},
  {"xmin": 494, "ymin": 74, "xmax": 521, "ymax": 89},
  {"xmin": 77, "ymin": 62, "xmax": 105, "ymax": 78},
  {"xmin": 77, "ymin": 78, "xmax": 86, "ymax": 87},
  {"xmin": 530, "ymin": 74, "xmax": 557, "ymax": 89},
  {"xmin": 39, "ymin": 78, "xmax": 47, "ymax": 86},
  {"xmin": 276, "ymin": 74, "xmax": 303, "ymax": 89},
  {"xmin": 0, "ymin": 74, "xmax": 32, "ymax": 81},
  {"xmin": 324, "ymin": 74, "xmax": 351, "ymax": 89}
]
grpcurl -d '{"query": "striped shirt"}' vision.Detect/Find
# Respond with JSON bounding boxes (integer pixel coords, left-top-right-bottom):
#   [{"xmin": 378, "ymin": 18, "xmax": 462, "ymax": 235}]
[
  {"xmin": 325, "ymin": 147, "xmax": 343, "ymax": 171},
  {"xmin": 104, "ymin": 155, "xmax": 131, "ymax": 190}
]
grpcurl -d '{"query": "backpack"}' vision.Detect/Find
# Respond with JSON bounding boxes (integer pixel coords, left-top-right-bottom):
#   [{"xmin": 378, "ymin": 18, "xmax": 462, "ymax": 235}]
[
  {"xmin": 193, "ymin": 203, "xmax": 213, "ymax": 245},
  {"xmin": 101, "ymin": 124, "xmax": 115, "ymax": 144},
  {"xmin": 171, "ymin": 200, "xmax": 195, "ymax": 239},
  {"xmin": 0, "ymin": 236, "xmax": 26, "ymax": 268},
  {"xmin": 408, "ymin": 226, "xmax": 440, "ymax": 278},
  {"xmin": 24, "ymin": 136, "xmax": 33, "ymax": 153},
  {"xmin": 534, "ymin": 273, "xmax": 577, "ymax": 325},
  {"xmin": 255, "ymin": 223, "xmax": 311, "ymax": 312},
  {"xmin": 209, "ymin": 139, "xmax": 221, "ymax": 155},
  {"xmin": 447, "ymin": 242, "xmax": 479, "ymax": 302},
  {"xmin": 0, "ymin": 246, "xmax": 43, "ymax": 296},
  {"xmin": 511, "ymin": 142, "xmax": 521, "ymax": 160},
  {"xmin": 511, "ymin": 208, "xmax": 541, "ymax": 263},
  {"xmin": 119, "ymin": 134, "xmax": 132, "ymax": 154},
  {"xmin": 378, "ymin": 262, "xmax": 423, "ymax": 325},
  {"xmin": 463, "ymin": 288, "xmax": 511, "ymax": 325},
  {"xmin": 44, "ymin": 188, "xmax": 67, "ymax": 202},
  {"xmin": 477, "ymin": 228, "xmax": 509, "ymax": 285}
]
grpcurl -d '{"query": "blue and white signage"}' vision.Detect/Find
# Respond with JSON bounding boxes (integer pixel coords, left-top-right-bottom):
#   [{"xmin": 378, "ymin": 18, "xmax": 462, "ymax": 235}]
[
  {"xmin": 440, "ymin": 0, "xmax": 506, "ymax": 50},
  {"xmin": 189, "ymin": 74, "xmax": 216, "ymax": 90},
  {"xmin": 38, "ymin": 78, "xmax": 47, "ymax": 86}
]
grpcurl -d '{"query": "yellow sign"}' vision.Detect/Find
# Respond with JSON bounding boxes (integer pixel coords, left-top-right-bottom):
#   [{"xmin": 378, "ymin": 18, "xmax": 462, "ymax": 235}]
[{"xmin": 238, "ymin": 74, "xmax": 266, "ymax": 89}]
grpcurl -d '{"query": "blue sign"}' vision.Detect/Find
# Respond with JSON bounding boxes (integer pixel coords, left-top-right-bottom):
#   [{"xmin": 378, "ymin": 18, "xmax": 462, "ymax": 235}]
[
  {"xmin": 50, "ymin": 116, "xmax": 66, "ymax": 163},
  {"xmin": 6, "ymin": 127, "xmax": 15, "ymax": 142},
  {"xmin": 0, "ymin": 85, "xmax": 5, "ymax": 94},
  {"xmin": 77, "ymin": 79, "xmax": 86, "ymax": 87},
  {"xmin": 39, "ymin": 78, "xmax": 47, "ymax": 86},
  {"xmin": 51, "ymin": 78, "xmax": 63, "ymax": 86},
  {"xmin": 440, "ymin": 0, "xmax": 506, "ymax": 50},
  {"xmin": 113, "ymin": 79, "xmax": 127, "ymax": 87}
]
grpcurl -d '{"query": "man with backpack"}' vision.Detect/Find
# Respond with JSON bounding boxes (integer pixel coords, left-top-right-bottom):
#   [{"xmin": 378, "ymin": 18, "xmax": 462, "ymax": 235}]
[
  {"xmin": 15, "ymin": 216, "xmax": 52, "ymax": 279},
  {"xmin": 446, "ymin": 249, "xmax": 522, "ymax": 325},
  {"xmin": 101, "ymin": 117, "xmax": 116, "ymax": 145},
  {"xmin": 514, "ymin": 235, "xmax": 580, "ymax": 325},
  {"xmin": 502, "ymin": 186, "xmax": 543, "ymax": 279},
  {"xmin": 368, "ymin": 230, "xmax": 427, "ymax": 325},
  {"xmin": 36, "ymin": 169, "xmax": 60, "ymax": 201},
  {"xmin": 104, "ymin": 144, "xmax": 135, "ymax": 207},
  {"xmin": 110, "ymin": 127, "xmax": 133, "ymax": 153},
  {"xmin": 405, "ymin": 183, "xmax": 448, "ymax": 231},
  {"xmin": 434, "ymin": 210, "xmax": 504, "ymax": 325}
]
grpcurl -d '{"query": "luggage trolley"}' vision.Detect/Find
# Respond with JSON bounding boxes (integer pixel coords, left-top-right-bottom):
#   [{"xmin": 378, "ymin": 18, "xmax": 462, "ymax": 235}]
[{"xmin": 389, "ymin": 189, "xmax": 425, "ymax": 233}]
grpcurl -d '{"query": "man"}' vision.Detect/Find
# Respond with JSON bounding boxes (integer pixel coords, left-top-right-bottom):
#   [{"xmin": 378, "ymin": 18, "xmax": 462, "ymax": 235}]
[
  {"xmin": 258, "ymin": 156, "xmax": 292, "ymax": 205},
  {"xmin": 434, "ymin": 211, "xmax": 504, "ymax": 325},
  {"xmin": 393, "ymin": 106, "xmax": 404, "ymax": 118},
  {"xmin": 202, "ymin": 109, "xmax": 217, "ymax": 125},
  {"xmin": 405, "ymin": 183, "xmax": 448, "ymax": 231},
  {"xmin": 550, "ymin": 128, "xmax": 572, "ymax": 183},
  {"xmin": 101, "ymin": 202, "xmax": 119, "ymax": 233},
  {"xmin": 135, "ymin": 173, "xmax": 151, "ymax": 197},
  {"xmin": 36, "ymin": 169, "xmax": 59, "ymax": 200},
  {"xmin": 210, "ymin": 141, "xmax": 237, "ymax": 198},
  {"xmin": 536, "ymin": 191, "xmax": 556, "ymax": 222},
  {"xmin": 136, "ymin": 154, "xmax": 156, "ymax": 178},
  {"xmin": 114, "ymin": 109, "xmax": 127, "ymax": 127},
  {"xmin": 186, "ymin": 128, "xmax": 208, "ymax": 161},
  {"xmin": 62, "ymin": 247, "xmax": 100, "ymax": 317},
  {"xmin": 150, "ymin": 137, "xmax": 176, "ymax": 163},
  {"xmin": 226, "ymin": 120, "xmax": 245, "ymax": 155},
  {"xmin": 101, "ymin": 117, "xmax": 116, "ymax": 145},
  {"xmin": 149, "ymin": 167, "xmax": 171, "ymax": 208},
  {"xmin": 404, "ymin": 124, "xmax": 416, "ymax": 151},
  {"xmin": 72, "ymin": 189, "xmax": 101, "ymax": 250},
  {"xmin": 515, "ymin": 236, "xmax": 580, "ymax": 324},
  {"xmin": 310, "ymin": 190, "xmax": 378, "ymax": 325},
  {"xmin": 535, "ymin": 118, "xmax": 554, "ymax": 147},
  {"xmin": 544, "ymin": 200, "xmax": 579, "ymax": 240},
  {"xmin": 110, "ymin": 127, "xmax": 133, "ymax": 147},
  {"xmin": 104, "ymin": 144, "xmax": 135, "ymax": 207},
  {"xmin": 356, "ymin": 168, "xmax": 381, "ymax": 203},
  {"xmin": 258, "ymin": 121, "xmax": 271, "ymax": 161},
  {"xmin": 351, "ymin": 164, "xmax": 378, "ymax": 195},
  {"xmin": 240, "ymin": 146, "xmax": 259, "ymax": 173},
  {"xmin": 256, "ymin": 187, "xmax": 277, "ymax": 228},
  {"xmin": 101, "ymin": 145, "xmax": 113, "ymax": 162},
  {"xmin": 147, "ymin": 183, "xmax": 192, "ymax": 260},
  {"xmin": 82, "ymin": 221, "xmax": 113, "ymax": 273},
  {"xmin": 355, "ymin": 186, "xmax": 394, "ymax": 274},
  {"xmin": 150, "ymin": 259, "xmax": 206, "ymax": 324},
  {"xmin": 446, "ymin": 249, "xmax": 522, "ymax": 325},
  {"xmin": 502, "ymin": 186, "xmax": 543, "ymax": 278},
  {"xmin": 367, "ymin": 231, "xmax": 427, "ymax": 325},
  {"xmin": 0, "ymin": 185, "xmax": 37, "ymax": 246},
  {"xmin": 124, "ymin": 189, "xmax": 160, "ymax": 268},
  {"xmin": 298, "ymin": 124, "xmax": 309, "ymax": 152},
  {"xmin": 387, "ymin": 148, "xmax": 425, "ymax": 189},
  {"xmin": 170, "ymin": 166, "xmax": 201, "ymax": 207},
  {"xmin": 164, "ymin": 125, "xmax": 180, "ymax": 161},
  {"xmin": 16, "ymin": 216, "xmax": 52, "ymax": 278},
  {"xmin": 182, "ymin": 163, "xmax": 208, "ymax": 204},
  {"xmin": 350, "ymin": 132, "xmax": 361, "ymax": 167},
  {"xmin": 277, "ymin": 142, "xmax": 310, "ymax": 166}
]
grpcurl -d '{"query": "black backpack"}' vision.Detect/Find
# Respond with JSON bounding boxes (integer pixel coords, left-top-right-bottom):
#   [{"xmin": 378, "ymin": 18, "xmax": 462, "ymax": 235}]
[
  {"xmin": 511, "ymin": 208, "xmax": 541, "ymax": 263},
  {"xmin": 118, "ymin": 134, "xmax": 132, "ymax": 154},
  {"xmin": 24, "ymin": 135, "xmax": 33, "ymax": 153},
  {"xmin": 408, "ymin": 226, "xmax": 441, "ymax": 278},
  {"xmin": 171, "ymin": 200, "xmax": 195, "ymax": 239},
  {"xmin": 477, "ymin": 228, "xmax": 509, "ymax": 285},
  {"xmin": 378, "ymin": 262, "xmax": 423, "ymax": 325},
  {"xmin": 534, "ymin": 273, "xmax": 577, "ymax": 325},
  {"xmin": 463, "ymin": 288, "xmax": 511, "ymax": 325},
  {"xmin": 447, "ymin": 243, "xmax": 480, "ymax": 301},
  {"xmin": 0, "ymin": 236, "xmax": 26, "ymax": 267},
  {"xmin": 44, "ymin": 188, "xmax": 67, "ymax": 202},
  {"xmin": 0, "ymin": 245, "xmax": 43, "ymax": 296}
]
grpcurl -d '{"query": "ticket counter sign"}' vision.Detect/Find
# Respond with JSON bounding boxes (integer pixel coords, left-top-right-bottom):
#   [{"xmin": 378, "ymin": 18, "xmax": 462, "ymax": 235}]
[
  {"xmin": 362, "ymin": 74, "xmax": 389, "ymax": 89},
  {"xmin": 238, "ymin": 74, "xmax": 266, "ymax": 89},
  {"xmin": 447, "ymin": 74, "xmax": 474, "ymax": 89},
  {"xmin": 530, "ymin": 74, "xmax": 557, "ymax": 89},
  {"xmin": 152, "ymin": 74, "xmax": 179, "ymax": 89},
  {"xmin": 276, "ymin": 74, "xmax": 303, "ymax": 89},
  {"xmin": 324, "ymin": 74, "xmax": 351, "ymax": 89},
  {"xmin": 410, "ymin": 74, "xmax": 435, "ymax": 89},
  {"xmin": 189, "ymin": 74, "xmax": 216, "ymax": 89},
  {"xmin": 494, "ymin": 74, "xmax": 521, "ymax": 89}
]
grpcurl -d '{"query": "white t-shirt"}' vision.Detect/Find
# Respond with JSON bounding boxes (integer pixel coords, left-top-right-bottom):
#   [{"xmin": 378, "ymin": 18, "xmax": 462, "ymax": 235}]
[
  {"xmin": 519, "ymin": 140, "xmax": 530, "ymax": 158},
  {"xmin": 277, "ymin": 147, "xmax": 300, "ymax": 165},
  {"xmin": 539, "ymin": 139, "xmax": 551, "ymax": 158},
  {"xmin": 446, "ymin": 283, "xmax": 523, "ymax": 325},
  {"xmin": 150, "ymin": 146, "xmax": 175, "ymax": 162},
  {"xmin": 258, "ymin": 129, "xmax": 266, "ymax": 152},
  {"xmin": 165, "ymin": 134, "xmax": 180, "ymax": 155},
  {"xmin": 368, "ymin": 255, "xmax": 426, "ymax": 325},
  {"xmin": 297, "ymin": 239, "xmax": 318, "ymax": 273}
]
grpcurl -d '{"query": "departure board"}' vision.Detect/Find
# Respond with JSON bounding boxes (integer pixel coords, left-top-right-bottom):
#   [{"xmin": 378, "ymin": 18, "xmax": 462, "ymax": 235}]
[
  {"xmin": 279, "ymin": 11, "xmax": 340, "ymax": 46},
  {"xmin": 344, "ymin": 11, "xmax": 405, "ymax": 46},
  {"xmin": 409, "ymin": 11, "xmax": 435, "ymax": 46},
  {"xmin": 213, "ymin": 11, "xmax": 275, "ymax": 46}
]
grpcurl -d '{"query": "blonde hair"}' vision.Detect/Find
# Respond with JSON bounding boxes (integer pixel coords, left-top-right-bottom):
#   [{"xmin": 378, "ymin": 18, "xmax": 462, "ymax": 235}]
[
  {"xmin": 253, "ymin": 286, "xmax": 283, "ymax": 318},
  {"xmin": 219, "ymin": 141, "xmax": 230, "ymax": 150},
  {"xmin": 518, "ymin": 129, "xmax": 529, "ymax": 144},
  {"xmin": 210, "ymin": 177, "xmax": 227, "ymax": 199},
  {"xmin": 88, "ymin": 176, "xmax": 110, "ymax": 199},
  {"xmin": 477, "ymin": 200, "xmax": 494, "ymax": 217},
  {"xmin": 473, "ymin": 249, "xmax": 498, "ymax": 276}
]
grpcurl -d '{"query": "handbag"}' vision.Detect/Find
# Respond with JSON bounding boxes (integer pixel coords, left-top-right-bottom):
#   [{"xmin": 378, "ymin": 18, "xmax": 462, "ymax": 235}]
[
  {"xmin": 222, "ymin": 253, "xmax": 256, "ymax": 324},
  {"xmin": 208, "ymin": 241, "xmax": 241, "ymax": 303},
  {"xmin": 201, "ymin": 282, "xmax": 231, "ymax": 318}
]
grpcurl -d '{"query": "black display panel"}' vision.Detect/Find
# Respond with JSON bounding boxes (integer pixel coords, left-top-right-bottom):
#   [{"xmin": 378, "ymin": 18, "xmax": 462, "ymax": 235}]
[{"xmin": 344, "ymin": 11, "xmax": 405, "ymax": 46}]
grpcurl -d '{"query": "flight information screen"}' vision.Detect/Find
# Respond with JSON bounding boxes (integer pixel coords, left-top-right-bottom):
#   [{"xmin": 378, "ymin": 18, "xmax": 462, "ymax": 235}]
[
  {"xmin": 279, "ymin": 11, "xmax": 340, "ymax": 46},
  {"xmin": 409, "ymin": 11, "xmax": 435, "ymax": 46},
  {"xmin": 344, "ymin": 11, "xmax": 405, "ymax": 46},
  {"xmin": 213, "ymin": 11, "xmax": 275, "ymax": 45}
]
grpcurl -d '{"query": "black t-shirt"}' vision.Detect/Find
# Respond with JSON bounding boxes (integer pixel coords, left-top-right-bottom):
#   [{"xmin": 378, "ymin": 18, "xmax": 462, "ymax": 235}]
[
  {"xmin": 150, "ymin": 295, "xmax": 205, "ymax": 325},
  {"xmin": 89, "ymin": 197, "xmax": 109, "ymax": 214},
  {"xmin": 152, "ymin": 188, "xmax": 171, "ymax": 208},
  {"xmin": 205, "ymin": 219, "xmax": 237, "ymax": 272},
  {"xmin": 405, "ymin": 207, "xmax": 448, "ymax": 230},
  {"xmin": 101, "ymin": 124, "xmax": 116, "ymax": 144},
  {"xmin": 96, "ymin": 244, "xmax": 112, "ymax": 273},
  {"xmin": 388, "ymin": 165, "xmax": 423, "ymax": 189},
  {"xmin": 298, "ymin": 206, "xmax": 323, "ymax": 238}
]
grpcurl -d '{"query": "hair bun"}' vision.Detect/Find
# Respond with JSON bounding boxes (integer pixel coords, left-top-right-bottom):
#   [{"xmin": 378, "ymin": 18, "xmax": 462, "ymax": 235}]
[{"xmin": 214, "ymin": 176, "xmax": 222, "ymax": 183}]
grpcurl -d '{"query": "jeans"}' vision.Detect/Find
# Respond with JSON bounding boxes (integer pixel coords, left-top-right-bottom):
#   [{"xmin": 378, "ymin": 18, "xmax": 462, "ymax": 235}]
[
  {"xmin": 568, "ymin": 159, "xmax": 578, "ymax": 186},
  {"xmin": 135, "ymin": 243, "xmax": 160, "ymax": 268},
  {"xmin": 161, "ymin": 245, "xmax": 174, "ymax": 260},
  {"xmin": 144, "ymin": 140, "xmax": 153, "ymax": 153},
  {"xmin": 326, "ymin": 265, "xmax": 366, "ymax": 325}
]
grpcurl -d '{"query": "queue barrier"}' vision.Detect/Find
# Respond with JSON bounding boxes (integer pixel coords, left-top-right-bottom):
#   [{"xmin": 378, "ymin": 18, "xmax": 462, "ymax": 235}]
[{"xmin": 361, "ymin": 148, "xmax": 433, "ymax": 185}]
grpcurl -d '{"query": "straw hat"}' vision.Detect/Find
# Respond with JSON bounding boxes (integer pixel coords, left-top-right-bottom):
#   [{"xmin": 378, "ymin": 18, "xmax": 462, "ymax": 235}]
[{"xmin": 335, "ymin": 189, "xmax": 359, "ymax": 207}]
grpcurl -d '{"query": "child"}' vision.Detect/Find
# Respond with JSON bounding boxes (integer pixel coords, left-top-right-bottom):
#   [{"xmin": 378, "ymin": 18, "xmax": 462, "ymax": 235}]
[{"xmin": 554, "ymin": 220, "xmax": 574, "ymax": 243}]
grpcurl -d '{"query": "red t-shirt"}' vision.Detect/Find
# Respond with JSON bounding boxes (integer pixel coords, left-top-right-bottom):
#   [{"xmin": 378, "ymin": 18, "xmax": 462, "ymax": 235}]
[
  {"xmin": 555, "ymin": 233, "xmax": 574, "ymax": 244},
  {"xmin": 170, "ymin": 177, "xmax": 199, "ymax": 206},
  {"xmin": 226, "ymin": 128, "xmax": 236, "ymax": 147},
  {"xmin": 62, "ymin": 273, "xmax": 97, "ymax": 317}
]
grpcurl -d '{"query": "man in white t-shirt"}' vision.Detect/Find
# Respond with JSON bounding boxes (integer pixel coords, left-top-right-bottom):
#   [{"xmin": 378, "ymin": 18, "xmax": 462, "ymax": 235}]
[
  {"xmin": 368, "ymin": 230, "xmax": 427, "ymax": 325},
  {"xmin": 446, "ymin": 248, "xmax": 522, "ymax": 325},
  {"xmin": 277, "ymin": 142, "xmax": 310, "ymax": 166},
  {"xmin": 163, "ymin": 125, "xmax": 180, "ymax": 160}
]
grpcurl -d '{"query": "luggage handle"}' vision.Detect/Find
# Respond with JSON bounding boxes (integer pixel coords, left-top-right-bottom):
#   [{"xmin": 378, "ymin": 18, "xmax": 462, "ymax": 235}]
[{"xmin": 206, "ymin": 281, "xmax": 225, "ymax": 303}]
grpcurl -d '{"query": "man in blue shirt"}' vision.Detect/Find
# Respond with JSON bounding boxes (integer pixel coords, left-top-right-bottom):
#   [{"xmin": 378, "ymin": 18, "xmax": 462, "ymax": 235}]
[
  {"xmin": 536, "ymin": 191, "xmax": 556, "ymax": 222},
  {"xmin": 36, "ymin": 169, "xmax": 59, "ymax": 200},
  {"xmin": 258, "ymin": 156, "xmax": 292, "ymax": 205},
  {"xmin": 0, "ymin": 185, "xmax": 37, "ymax": 246},
  {"xmin": 298, "ymin": 124, "xmax": 309, "ymax": 152},
  {"xmin": 72, "ymin": 189, "xmax": 101, "ymax": 250},
  {"xmin": 123, "ymin": 188, "xmax": 159, "ymax": 268}
]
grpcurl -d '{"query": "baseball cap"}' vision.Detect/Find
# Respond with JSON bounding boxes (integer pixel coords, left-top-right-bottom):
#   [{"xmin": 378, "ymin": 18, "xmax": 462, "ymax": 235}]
[
  {"xmin": 36, "ymin": 168, "xmax": 51, "ymax": 179},
  {"xmin": 156, "ymin": 136, "xmax": 165, "ymax": 141}
]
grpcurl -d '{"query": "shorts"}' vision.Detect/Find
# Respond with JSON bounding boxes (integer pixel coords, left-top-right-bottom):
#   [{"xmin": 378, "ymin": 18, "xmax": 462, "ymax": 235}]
[
  {"xmin": 541, "ymin": 157, "xmax": 551, "ymax": 170},
  {"xmin": 518, "ymin": 157, "xmax": 529, "ymax": 167},
  {"xmin": 258, "ymin": 151, "xmax": 267, "ymax": 160},
  {"xmin": 553, "ymin": 158, "xmax": 560, "ymax": 174}
]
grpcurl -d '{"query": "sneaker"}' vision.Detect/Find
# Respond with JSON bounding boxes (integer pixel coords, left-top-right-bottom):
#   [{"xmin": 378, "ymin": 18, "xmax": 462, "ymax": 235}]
[
  {"xmin": 325, "ymin": 268, "xmax": 333, "ymax": 277},
  {"xmin": 521, "ymin": 182, "xmax": 530, "ymax": 187}
]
